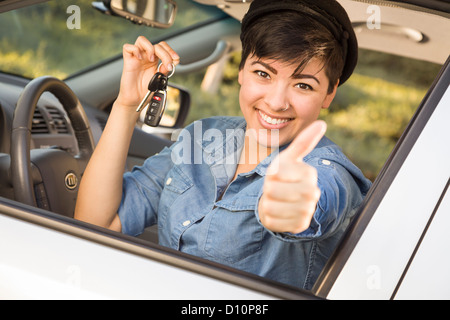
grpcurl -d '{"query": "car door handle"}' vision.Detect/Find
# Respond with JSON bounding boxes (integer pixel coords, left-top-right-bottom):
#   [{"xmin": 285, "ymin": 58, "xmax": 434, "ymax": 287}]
[{"xmin": 176, "ymin": 40, "xmax": 230, "ymax": 73}]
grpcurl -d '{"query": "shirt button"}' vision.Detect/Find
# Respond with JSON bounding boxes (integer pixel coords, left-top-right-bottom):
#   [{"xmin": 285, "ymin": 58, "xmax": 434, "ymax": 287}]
[
  {"xmin": 182, "ymin": 220, "xmax": 191, "ymax": 227},
  {"xmin": 321, "ymin": 159, "xmax": 331, "ymax": 165},
  {"xmin": 166, "ymin": 177, "xmax": 172, "ymax": 185}
]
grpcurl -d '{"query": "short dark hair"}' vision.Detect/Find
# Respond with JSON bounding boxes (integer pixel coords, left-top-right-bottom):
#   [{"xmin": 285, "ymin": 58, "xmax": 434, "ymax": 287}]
[{"xmin": 239, "ymin": 10, "xmax": 345, "ymax": 93}]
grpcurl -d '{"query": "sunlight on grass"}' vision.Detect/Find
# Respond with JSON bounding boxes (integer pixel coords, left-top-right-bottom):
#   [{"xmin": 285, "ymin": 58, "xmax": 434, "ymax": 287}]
[
  {"xmin": 0, "ymin": 47, "xmax": 67, "ymax": 79},
  {"xmin": 321, "ymin": 73, "xmax": 427, "ymax": 180}
]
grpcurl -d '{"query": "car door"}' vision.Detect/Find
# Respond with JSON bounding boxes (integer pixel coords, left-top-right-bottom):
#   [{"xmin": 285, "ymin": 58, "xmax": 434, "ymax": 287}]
[
  {"xmin": 0, "ymin": 192, "xmax": 323, "ymax": 300},
  {"xmin": 313, "ymin": 56, "xmax": 450, "ymax": 300}
]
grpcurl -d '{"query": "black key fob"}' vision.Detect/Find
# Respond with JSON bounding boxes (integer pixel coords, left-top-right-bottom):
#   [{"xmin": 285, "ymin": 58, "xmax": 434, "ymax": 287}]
[
  {"xmin": 136, "ymin": 63, "xmax": 175, "ymax": 127},
  {"xmin": 144, "ymin": 90, "xmax": 167, "ymax": 127}
]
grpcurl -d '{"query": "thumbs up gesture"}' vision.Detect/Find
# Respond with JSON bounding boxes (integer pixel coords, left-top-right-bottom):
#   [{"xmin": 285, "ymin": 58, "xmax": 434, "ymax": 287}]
[{"xmin": 258, "ymin": 120, "xmax": 327, "ymax": 234}]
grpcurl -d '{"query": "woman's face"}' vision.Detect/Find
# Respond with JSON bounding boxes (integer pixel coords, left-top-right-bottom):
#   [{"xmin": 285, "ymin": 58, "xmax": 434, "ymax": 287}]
[{"xmin": 238, "ymin": 55, "xmax": 337, "ymax": 148}]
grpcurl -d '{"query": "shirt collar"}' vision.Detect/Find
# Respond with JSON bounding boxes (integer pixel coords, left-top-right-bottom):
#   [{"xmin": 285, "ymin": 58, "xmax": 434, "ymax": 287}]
[
  {"xmin": 196, "ymin": 118, "xmax": 247, "ymax": 163},
  {"xmin": 195, "ymin": 117, "xmax": 291, "ymax": 177}
]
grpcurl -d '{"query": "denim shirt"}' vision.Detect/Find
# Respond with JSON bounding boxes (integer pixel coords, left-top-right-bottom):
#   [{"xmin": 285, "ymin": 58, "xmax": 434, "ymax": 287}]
[{"xmin": 118, "ymin": 116, "xmax": 372, "ymax": 290}]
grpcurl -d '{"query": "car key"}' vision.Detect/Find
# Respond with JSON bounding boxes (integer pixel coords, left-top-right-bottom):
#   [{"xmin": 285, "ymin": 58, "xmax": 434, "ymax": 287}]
[
  {"xmin": 136, "ymin": 63, "xmax": 174, "ymax": 127},
  {"xmin": 135, "ymin": 72, "xmax": 167, "ymax": 113},
  {"xmin": 144, "ymin": 84, "xmax": 167, "ymax": 126}
]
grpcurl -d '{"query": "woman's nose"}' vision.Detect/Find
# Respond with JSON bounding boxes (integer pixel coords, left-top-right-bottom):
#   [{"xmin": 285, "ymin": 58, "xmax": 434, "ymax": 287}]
[{"xmin": 263, "ymin": 83, "xmax": 290, "ymax": 112}]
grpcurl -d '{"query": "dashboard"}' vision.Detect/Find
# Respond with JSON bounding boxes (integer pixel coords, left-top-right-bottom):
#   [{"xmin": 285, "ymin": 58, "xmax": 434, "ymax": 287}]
[
  {"xmin": 0, "ymin": 72, "xmax": 173, "ymax": 204},
  {"xmin": 0, "ymin": 73, "xmax": 106, "ymax": 155}
]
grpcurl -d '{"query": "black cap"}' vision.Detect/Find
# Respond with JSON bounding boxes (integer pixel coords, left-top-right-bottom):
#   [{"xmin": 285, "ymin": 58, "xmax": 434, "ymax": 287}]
[{"xmin": 241, "ymin": 0, "xmax": 357, "ymax": 85}]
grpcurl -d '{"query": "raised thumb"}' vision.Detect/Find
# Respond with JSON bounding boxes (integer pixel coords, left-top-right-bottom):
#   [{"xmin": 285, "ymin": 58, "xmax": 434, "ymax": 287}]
[{"xmin": 282, "ymin": 120, "xmax": 327, "ymax": 163}]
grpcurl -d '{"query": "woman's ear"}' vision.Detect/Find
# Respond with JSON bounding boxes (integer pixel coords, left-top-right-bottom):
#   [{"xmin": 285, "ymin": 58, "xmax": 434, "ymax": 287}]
[
  {"xmin": 322, "ymin": 80, "xmax": 339, "ymax": 109},
  {"xmin": 238, "ymin": 68, "xmax": 243, "ymax": 86}
]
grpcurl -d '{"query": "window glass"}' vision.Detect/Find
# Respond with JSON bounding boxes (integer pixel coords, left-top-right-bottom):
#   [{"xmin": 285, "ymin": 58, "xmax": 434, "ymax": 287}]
[{"xmin": 0, "ymin": 0, "xmax": 222, "ymax": 79}]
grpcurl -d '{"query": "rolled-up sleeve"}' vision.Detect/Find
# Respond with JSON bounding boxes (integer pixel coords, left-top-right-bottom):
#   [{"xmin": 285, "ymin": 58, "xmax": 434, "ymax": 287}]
[{"xmin": 255, "ymin": 154, "xmax": 369, "ymax": 242}]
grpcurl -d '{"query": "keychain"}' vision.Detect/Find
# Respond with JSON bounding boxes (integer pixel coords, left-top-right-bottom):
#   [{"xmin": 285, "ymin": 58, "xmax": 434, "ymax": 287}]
[{"xmin": 136, "ymin": 63, "xmax": 175, "ymax": 127}]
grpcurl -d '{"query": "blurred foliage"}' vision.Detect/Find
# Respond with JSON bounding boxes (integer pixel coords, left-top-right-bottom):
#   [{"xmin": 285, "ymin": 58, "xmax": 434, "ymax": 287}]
[
  {"xmin": 322, "ymin": 74, "xmax": 423, "ymax": 180},
  {"xmin": 0, "ymin": 0, "xmax": 442, "ymax": 181},
  {"xmin": 323, "ymin": 49, "xmax": 440, "ymax": 180},
  {"xmin": 0, "ymin": 0, "xmax": 219, "ymax": 78}
]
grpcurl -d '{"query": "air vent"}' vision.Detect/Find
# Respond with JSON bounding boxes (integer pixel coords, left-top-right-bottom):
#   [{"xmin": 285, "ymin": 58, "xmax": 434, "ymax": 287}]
[
  {"xmin": 31, "ymin": 106, "xmax": 70, "ymax": 134},
  {"xmin": 46, "ymin": 106, "xmax": 69, "ymax": 134},
  {"xmin": 31, "ymin": 108, "xmax": 49, "ymax": 134}
]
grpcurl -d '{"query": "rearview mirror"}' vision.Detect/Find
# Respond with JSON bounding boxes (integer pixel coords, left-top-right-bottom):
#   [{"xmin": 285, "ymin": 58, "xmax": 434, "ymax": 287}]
[{"xmin": 108, "ymin": 0, "xmax": 177, "ymax": 28}]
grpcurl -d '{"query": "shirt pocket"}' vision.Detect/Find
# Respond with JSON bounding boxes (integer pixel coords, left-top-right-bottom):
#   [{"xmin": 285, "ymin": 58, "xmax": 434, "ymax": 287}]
[
  {"xmin": 159, "ymin": 165, "xmax": 193, "ymax": 226},
  {"xmin": 204, "ymin": 195, "xmax": 263, "ymax": 264}
]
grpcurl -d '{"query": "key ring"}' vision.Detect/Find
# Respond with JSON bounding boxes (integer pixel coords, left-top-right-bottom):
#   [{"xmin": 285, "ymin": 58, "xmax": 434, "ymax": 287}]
[{"xmin": 157, "ymin": 63, "xmax": 175, "ymax": 78}]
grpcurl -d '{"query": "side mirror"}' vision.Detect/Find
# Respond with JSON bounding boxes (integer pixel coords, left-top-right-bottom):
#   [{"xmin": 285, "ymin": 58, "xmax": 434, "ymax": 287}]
[{"xmin": 98, "ymin": 0, "xmax": 177, "ymax": 28}]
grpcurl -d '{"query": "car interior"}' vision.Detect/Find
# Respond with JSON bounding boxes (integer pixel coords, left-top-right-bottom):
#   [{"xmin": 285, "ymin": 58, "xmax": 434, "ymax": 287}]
[{"xmin": 0, "ymin": 0, "xmax": 448, "ymax": 297}]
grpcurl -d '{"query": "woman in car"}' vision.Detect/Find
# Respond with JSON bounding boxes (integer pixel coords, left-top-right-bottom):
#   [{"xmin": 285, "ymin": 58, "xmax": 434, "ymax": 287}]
[{"xmin": 75, "ymin": 0, "xmax": 371, "ymax": 290}]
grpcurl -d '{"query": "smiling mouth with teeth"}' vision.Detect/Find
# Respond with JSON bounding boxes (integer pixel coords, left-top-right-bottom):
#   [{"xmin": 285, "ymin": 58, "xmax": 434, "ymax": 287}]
[{"xmin": 258, "ymin": 110, "xmax": 293, "ymax": 125}]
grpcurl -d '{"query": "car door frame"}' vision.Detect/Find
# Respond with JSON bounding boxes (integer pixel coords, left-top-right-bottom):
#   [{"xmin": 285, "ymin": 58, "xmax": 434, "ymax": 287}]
[
  {"xmin": 0, "ymin": 194, "xmax": 323, "ymax": 299},
  {"xmin": 313, "ymin": 56, "xmax": 450, "ymax": 299}
]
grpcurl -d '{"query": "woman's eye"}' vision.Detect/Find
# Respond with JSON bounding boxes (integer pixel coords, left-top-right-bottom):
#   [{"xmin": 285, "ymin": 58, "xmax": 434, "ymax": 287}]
[
  {"xmin": 255, "ymin": 71, "xmax": 270, "ymax": 79},
  {"xmin": 296, "ymin": 83, "xmax": 313, "ymax": 90}
]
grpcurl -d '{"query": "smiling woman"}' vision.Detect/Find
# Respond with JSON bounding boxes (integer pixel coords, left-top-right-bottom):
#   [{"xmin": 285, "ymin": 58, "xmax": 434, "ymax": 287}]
[{"xmin": 73, "ymin": 0, "xmax": 374, "ymax": 291}]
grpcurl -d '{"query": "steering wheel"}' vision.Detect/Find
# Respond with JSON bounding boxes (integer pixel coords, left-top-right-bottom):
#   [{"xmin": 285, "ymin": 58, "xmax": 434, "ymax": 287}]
[{"xmin": 11, "ymin": 76, "xmax": 95, "ymax": 217}]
